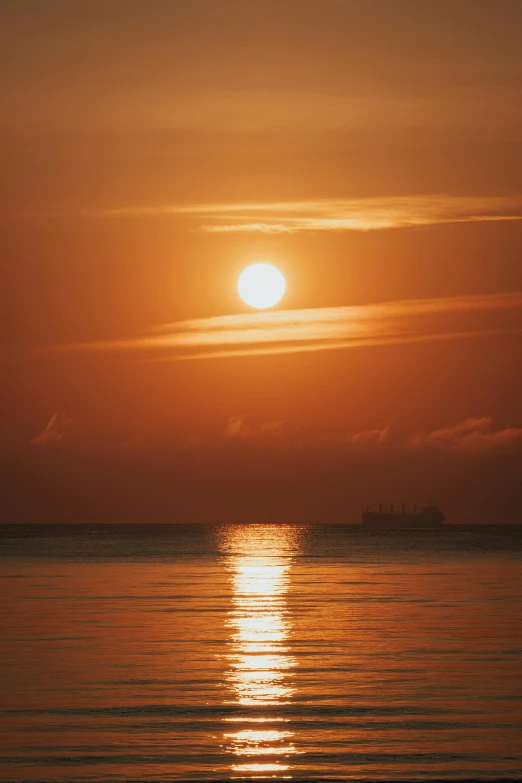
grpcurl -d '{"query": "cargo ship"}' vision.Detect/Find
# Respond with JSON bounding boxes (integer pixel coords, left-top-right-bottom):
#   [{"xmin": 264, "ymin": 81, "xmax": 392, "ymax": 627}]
[{"xmin": 361, "ymin": 503, "xmax": 445, "ymax": 527}]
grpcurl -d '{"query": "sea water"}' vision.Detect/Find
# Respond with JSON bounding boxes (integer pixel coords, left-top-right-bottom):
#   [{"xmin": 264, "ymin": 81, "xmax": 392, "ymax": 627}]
[{"xmin": 1, "ymin": 524, "xmax": 521, "ymax": 781}]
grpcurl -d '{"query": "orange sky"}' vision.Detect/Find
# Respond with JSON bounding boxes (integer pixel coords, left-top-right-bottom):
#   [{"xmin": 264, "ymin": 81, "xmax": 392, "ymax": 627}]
[{"xmin": 3, "ymin": 0, "xmax": 522, "ymax": 523}]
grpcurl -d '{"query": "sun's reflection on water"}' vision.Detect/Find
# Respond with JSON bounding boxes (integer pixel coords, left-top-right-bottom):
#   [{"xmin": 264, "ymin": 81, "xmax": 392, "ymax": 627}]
[{"xmin": 219, "ymin": 525, "xmax": 300, "ymax": 779}]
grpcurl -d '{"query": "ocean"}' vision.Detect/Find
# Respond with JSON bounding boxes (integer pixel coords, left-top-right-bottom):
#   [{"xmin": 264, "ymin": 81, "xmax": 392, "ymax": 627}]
[{"xmin": 1, "ymin": 523, "xmax": 521, "ymax": 781}]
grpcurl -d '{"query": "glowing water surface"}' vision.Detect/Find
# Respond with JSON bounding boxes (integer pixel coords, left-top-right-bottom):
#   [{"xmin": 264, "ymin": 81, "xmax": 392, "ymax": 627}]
[
  {"xmin": 219, "ymin": 525, "xmax": 301, "ymax": 778},
  {"xmin": 1, "ymin": 523, "xmax": 522, "ymax": 781}
]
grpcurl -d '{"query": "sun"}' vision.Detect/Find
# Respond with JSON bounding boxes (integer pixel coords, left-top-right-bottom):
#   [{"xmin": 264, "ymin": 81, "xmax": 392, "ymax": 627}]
[{"xmin": 238, "ymin": 263, "xmax": 286, "ymax": 309}]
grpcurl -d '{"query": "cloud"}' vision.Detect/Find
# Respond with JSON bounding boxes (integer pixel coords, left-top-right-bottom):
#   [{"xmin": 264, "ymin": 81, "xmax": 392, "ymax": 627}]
[
  {"xmin": 93, "ymin": 195, "xmax": 522, "ymax": 233},
  {"xmin": 222, "ymin": 416, "xmax": 253, "ymax": 440},
  {"xmin": 26, "ymin": 413, "xmax": 521, "ymax": 454},
  {"xmin": 29, "ymin": 412, "xmax": 73, "ymax": 447},
  {"xmin": 408, "ymin": 417, "xmax": 522, "ymax": 453},
  {"xmin": 45, "ymin": 291, "xmax": 522, "ymax": 362},
  {"xmin": 345, "ymin": 427, "xmax": 390, "ymax": 448},
  {"xmin": 222, "ymin": 417, "xmax": 522, "ymax": 454},
  {"xmin": 221, "ymin": 419, "xmax": 390, "ymax": 451},
  {"xmin": 222, "ymin": 416, "xmax": 300, "ymax": 443}
]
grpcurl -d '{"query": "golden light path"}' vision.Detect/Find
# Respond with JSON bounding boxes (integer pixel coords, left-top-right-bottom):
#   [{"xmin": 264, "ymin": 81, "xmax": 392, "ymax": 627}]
[{"xmin": 219, "ymin": 525, "xmax": 301, "ymax": 779}]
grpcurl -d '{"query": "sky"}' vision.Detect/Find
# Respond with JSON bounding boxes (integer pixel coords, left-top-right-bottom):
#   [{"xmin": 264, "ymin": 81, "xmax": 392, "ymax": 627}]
[{"xmin": 3, "ymin": 0, "xmax": 522, "ymax": 523}]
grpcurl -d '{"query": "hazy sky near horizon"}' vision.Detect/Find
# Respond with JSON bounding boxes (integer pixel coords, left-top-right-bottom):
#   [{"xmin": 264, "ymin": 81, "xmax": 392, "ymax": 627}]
[{"xmin": 3, "ymin": 0, "xmax": 522, "ymax": 522}]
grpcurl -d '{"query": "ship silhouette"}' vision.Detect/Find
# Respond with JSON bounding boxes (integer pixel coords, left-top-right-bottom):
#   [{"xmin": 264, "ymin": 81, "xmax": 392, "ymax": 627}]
[{"xmin": 361, "ymin": 503, "xmax": 445, "ymax": 527}]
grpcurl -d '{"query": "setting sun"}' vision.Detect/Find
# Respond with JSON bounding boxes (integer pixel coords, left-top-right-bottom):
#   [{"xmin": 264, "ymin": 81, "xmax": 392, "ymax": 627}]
[{"xmin": 238, "ymin": 263, "xmax": 286, "ymax": 309}]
